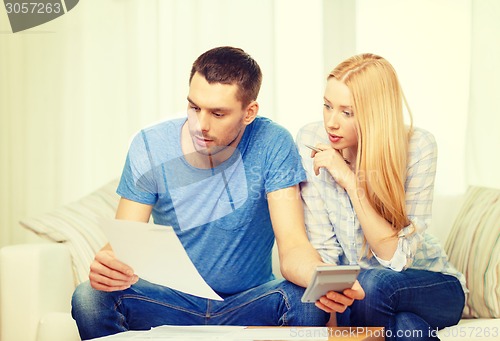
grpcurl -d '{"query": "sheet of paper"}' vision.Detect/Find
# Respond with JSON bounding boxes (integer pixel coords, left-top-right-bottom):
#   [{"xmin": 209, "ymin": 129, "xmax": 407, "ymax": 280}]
[
  {"xmin": 232, "ymin": 327, "xmax": 328, "ymax": 340},
  {"xmin": 89, "ymin": 330, "xmax": 150, "ymax": 340},
  {"xmin": 99, "ymin": 218, "xmax": 222, "ymax": 301},
  {"xmin": 89, "ymin": 326, "xmax": 327, "ymax": 341},
  {"xmin": 148, "ymin": 326, "xmax": 246, "ymax": 339}
]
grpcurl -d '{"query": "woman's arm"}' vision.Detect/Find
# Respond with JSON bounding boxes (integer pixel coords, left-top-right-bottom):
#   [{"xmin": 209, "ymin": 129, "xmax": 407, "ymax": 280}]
[
  {"xmin": 312, "ymin": 130, "xmax": 437, "ymax": 267},
  {"xmin": 300, "ymin": 177, "xmax": 345, "ymax": 265},
  {"xmin": 312, "ymin": 145, "xmax": 399, "ymax": 261}
]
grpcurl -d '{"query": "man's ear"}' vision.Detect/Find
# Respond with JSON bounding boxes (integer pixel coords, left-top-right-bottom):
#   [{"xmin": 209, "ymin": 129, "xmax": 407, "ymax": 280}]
[{"xmin": 243, "ymin": 101, "xmax": 259, "ymax": 126}]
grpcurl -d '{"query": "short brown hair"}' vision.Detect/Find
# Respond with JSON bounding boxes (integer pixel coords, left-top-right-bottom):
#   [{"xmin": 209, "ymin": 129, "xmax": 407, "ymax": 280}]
[{"xmin": 189, "ymin": 46, "xmax": 262, "ymax": 108}]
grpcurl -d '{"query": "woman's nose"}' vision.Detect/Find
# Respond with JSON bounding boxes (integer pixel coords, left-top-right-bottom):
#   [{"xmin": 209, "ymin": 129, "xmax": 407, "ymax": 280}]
[{"xmin": 326, "ymin": 111, "xmax": 340, "ymax": 129}]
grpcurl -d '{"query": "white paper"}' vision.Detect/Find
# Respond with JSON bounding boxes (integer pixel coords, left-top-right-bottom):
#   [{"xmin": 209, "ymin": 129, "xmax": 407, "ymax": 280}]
[
  {"xmin": 89, "ymin": 326, "xmax": 327, "ymax": 341},
  {"xmin": 88, "ymin": 330, "xmax": 150, "ymax": 340},
  {"xmin": 233, "ymin": 327, "xmax": 328, "ymax": 340},
  {"xmin": 148, "ymin": 325, "xmax": 246, "ymax": 339},
  {"xmin": 99, "ymin": 218, "xmax": 222, "ymax": 301}
]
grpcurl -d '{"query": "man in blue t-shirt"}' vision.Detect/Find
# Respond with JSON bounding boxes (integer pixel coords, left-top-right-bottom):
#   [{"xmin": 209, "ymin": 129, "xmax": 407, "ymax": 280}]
[{"xmin": 71, "ymin": 46, "xmax": 364, "ymax": 340}]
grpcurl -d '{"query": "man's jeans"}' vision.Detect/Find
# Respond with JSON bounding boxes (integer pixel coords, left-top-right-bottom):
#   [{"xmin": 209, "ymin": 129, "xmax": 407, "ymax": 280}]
[
  {"xmin": 71, "ymin": 278, "xmax": 329, "ymax": 340},
  {"xmin": 337, "ymin": 268, "xmax": 465, "ymax": 341}
]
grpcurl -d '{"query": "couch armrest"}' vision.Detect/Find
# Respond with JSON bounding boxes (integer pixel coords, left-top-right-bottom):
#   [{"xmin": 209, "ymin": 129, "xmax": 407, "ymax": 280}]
[{"xmin": 1, "ymin": 243, "xmax": 75, "ymax": 341}]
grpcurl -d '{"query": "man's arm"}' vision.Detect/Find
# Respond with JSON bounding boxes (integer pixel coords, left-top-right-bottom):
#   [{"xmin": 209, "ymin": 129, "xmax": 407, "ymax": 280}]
[
  {"xmin": 267, "ymin": 185, "xmax": 323, "ymax": 287},
  {"xmin": 89, "ymin": 198, "xmax": 153, "ymax": 292},
  {"xmin": 267, "ymin": 185, "xmax": 364, "ymax": 314}
]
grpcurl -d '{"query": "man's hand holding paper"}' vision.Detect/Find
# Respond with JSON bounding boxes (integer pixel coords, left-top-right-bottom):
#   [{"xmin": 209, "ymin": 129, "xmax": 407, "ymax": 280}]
[
  {"xmin": 89, "ymin": 245, "xmax": 139, "ymax": 292},
  {"xmin": 98, "ymin": 218, "xmax": 223, "ymax": 301}
]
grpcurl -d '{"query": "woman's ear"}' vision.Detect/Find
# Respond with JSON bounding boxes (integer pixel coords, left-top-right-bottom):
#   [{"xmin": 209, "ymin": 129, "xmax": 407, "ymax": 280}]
[{"xmin": 243, "ymin": 101, "xmax": 259, "ymax": 125}]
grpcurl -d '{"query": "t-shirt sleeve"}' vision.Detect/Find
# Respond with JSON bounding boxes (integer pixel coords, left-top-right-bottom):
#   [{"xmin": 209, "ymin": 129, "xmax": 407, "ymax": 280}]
[
  {"xmin": 263, "ymin": 126, "xmax": 306, "ymax": 193},
  {"xmin": 116, "ymin": 131, "xmax": 159, "ymax": 205}
]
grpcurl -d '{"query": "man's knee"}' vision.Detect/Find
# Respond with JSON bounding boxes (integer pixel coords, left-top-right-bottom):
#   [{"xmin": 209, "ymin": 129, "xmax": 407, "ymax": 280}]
[
  {"xmin": 277, "ymin": 280, "xmax": 329, "ymax": 326},
  {"xmin": 71, "ymin": 281, "xmax": 108, "ymax": 320},
  {"xmin": 72, "ymin": 281, "xmax": 92, "ymax": 312}
]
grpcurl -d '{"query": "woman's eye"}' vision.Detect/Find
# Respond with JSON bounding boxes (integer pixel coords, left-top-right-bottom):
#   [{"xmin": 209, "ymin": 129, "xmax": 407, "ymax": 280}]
[
  {"xmin": 343, "ymin": 110, "xmax": 353, "ymax": 117},
  {"xmin": 323, "ymin": 103, "xmax": 332, "ymax": 110}
]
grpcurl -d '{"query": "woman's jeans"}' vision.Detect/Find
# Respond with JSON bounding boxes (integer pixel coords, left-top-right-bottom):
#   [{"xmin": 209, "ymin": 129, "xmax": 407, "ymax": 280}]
[
  {"xmin": 71, "ymin": 278, "xmax": 329, "ymax": 340},
  {"xmin": 337, "ymin": 268, "xmax": 465, "ymax": 341}
]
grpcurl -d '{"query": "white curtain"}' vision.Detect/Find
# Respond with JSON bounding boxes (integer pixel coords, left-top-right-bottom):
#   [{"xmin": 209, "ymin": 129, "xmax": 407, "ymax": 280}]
[
  {"xmin": 466, "ymin": 0, "xmax": 500, "ymax": 189},
  {"xmin": 0, "ymin": 0, "xmax": 325, "ymax": 246},
  {"xmin": 353, "ymin": 0, "xmax": 500, "ymax": 192},
  {"xmin": 5, "ymin": 0, "xmax": 494, "ymax": 248},
  {"xmin": 354, "ymin": 0, "xmax": 472, "ymax": 195}
]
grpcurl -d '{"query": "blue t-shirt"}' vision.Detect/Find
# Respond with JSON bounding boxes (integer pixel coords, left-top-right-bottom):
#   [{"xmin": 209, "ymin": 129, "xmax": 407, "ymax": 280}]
[{"xmin": 117, "ymin": 116, "xmax": 305, "ymax": 294}]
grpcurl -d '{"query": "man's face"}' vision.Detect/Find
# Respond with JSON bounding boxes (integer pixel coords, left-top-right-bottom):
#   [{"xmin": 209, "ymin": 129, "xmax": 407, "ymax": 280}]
[{"xmin": 186, "ymin": 72, "xmax": 249, "ymax": 158}]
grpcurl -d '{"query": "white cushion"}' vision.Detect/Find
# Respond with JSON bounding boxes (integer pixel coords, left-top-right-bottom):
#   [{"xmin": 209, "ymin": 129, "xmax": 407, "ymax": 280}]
[
  {"xmin": 37, "ymin": 312, "xmax": 80, "ymax": 341},
  {"xmin": 438, "ymin": 318, "xmax": 500, "ymax": 340},
  {"xmin": 20, "ymin": 179, "xmax": 119, "ymax": 284},
  {"xmin": 445, "ymin": 186, "xmax": 500, "ymax": 318}
]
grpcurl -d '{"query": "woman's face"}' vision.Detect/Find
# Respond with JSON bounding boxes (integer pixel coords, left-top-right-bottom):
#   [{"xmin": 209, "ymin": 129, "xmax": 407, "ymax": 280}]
[{"xmin": 323, "ymin": 77, "xmax": 358, "ymax": 153}]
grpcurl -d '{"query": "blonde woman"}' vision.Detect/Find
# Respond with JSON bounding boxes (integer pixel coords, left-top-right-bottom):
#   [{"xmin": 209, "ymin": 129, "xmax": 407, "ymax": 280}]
[{"xmin": 296, "ymin": 53, "xmax": 466, "ymax": 340}]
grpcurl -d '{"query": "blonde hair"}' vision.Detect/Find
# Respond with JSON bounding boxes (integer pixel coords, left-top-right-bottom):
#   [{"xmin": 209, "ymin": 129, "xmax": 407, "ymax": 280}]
[{"xmin": 329, "ymin": 53, "xmax": 413, "ymax": 232}]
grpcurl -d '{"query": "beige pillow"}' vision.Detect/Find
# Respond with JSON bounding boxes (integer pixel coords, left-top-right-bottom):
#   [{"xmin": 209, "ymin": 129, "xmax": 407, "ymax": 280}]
[
  {"xmin": 20, "ymin": 179, "xmax": 119, "ymax": 285},
  {"xmin": 445, "ymin": 186, "xmax": 500, "ymax": 318}
]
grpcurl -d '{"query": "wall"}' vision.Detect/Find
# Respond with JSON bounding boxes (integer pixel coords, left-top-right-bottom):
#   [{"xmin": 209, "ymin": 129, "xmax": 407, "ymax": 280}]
[
  {"xmin": 466, "ymin": 0, "xmax": 500, "ymax": 189},
  {"xmin": 2, "ymin": 0, "xmax": 499, "ymax": 247},
  {"xmin": 0, "ymin": 0, "xmax": 323, "ymax": 246},
  {"xmin": 354, "ymin": 0, "xmax": 471, "ymax": 195}
]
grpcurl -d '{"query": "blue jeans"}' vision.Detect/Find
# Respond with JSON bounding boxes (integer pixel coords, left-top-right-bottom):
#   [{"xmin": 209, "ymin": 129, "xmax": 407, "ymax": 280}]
[
  {"xmin": 337, "ymin": 268, "xmax": 465, "ymax": 341},
  {"xmin": 71, "ymin": 278, "xmax": 329, "ymax": 340}
]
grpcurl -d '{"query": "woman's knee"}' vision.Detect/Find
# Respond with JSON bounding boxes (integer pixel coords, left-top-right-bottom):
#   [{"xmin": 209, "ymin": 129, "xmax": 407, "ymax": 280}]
[
  {"xmin": 392, "ymin": 312, "xmax": 436, "ymax": 341},
  {"xmin": 350, "ymin": 268, "xmax": 403, "ymax": 321},
  {"xmin": 357, "ymin": 268, "xmax": 400, "ymax": 298}
]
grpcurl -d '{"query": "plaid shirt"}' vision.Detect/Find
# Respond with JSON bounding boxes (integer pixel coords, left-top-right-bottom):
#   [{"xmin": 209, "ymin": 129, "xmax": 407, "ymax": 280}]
[{"xmin": 297, "ymin": 121, "xmax": 466, "ymax": 292}]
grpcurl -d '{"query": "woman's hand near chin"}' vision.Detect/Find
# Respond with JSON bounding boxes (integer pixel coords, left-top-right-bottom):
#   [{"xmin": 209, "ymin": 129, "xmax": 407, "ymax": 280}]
[{"xmin": 311, "ymin": 144, "xmax": 355, "ymax": 189}]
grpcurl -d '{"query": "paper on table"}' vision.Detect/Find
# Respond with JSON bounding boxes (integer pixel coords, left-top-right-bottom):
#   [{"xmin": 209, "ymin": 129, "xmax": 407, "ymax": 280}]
[
  {"xmin": 148, "ymin": 325, "xmax": 246, "ymax": 339},
  {"xmin": 89, "ymin": 326, "xmax": 246, "ymax": 340},
  {"xmin": 88, "ymin": 326, "xmax": 327, "ymax": 340},
  {"xmin": 145, "ymin": 326, "xmax": 328, "ymax": 340},
  {"xmin": 233, "ymin": 327, "xmax": 328, "ymax": 340},
  {"xmin": 98, "ymin": 218, "xmax": 223, "ymax": 301}
]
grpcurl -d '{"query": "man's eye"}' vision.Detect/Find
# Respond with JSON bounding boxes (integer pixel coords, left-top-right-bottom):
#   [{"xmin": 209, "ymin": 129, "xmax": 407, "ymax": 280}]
[
  {"xmin": 212, "ymin": 112, "xmax": 224, "ymax": 118},
  {"xmin": 323, "ymin": 103, "xmax": 332, "ymax": 110},
  {"xmin": 189, "ymin": 105, "xmax": 200, "ymax": 112}
]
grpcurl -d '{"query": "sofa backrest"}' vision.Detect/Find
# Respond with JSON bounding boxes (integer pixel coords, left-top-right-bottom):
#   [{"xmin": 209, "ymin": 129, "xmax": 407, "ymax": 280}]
[
  {"xmin": 20, "ymin": 179, "xmax": 119, "ymax": 285},
  {"xmin": 19, "ymin": 178, "xmax": 286, "ymax": 285},
  {"xmin": 444, "ymin": 186, "xmax": 500, "ymax": 318}
]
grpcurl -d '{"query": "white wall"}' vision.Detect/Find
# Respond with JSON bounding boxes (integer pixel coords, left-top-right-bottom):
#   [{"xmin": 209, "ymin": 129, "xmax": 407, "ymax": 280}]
[
  {"xmin": 466, "ymin": 0, "xmax": 500, "ymax": 189},
  {"xmin": 354, "ymin": 0, "xmax": 471, "ymax": 195},
  {"xmin": 323, "ymin": 0, "xmax": 356, "ymax": 76},
  {"xmin": 0, "ymin": 0, "xmax": 323, "ymax": 246},
  {"xmin": 1, "ymin": 0, "xmax": 499, "ymax": 247},
  {"xmin": 274, "ymin": 0, "xmax": 325, "ymax": 138}
]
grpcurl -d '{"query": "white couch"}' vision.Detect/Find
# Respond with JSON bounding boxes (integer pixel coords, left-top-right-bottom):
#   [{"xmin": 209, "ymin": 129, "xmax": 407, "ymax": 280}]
[{"xmin": 1, "ymin": 180, "xmax": 499, "ymax": 341}]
